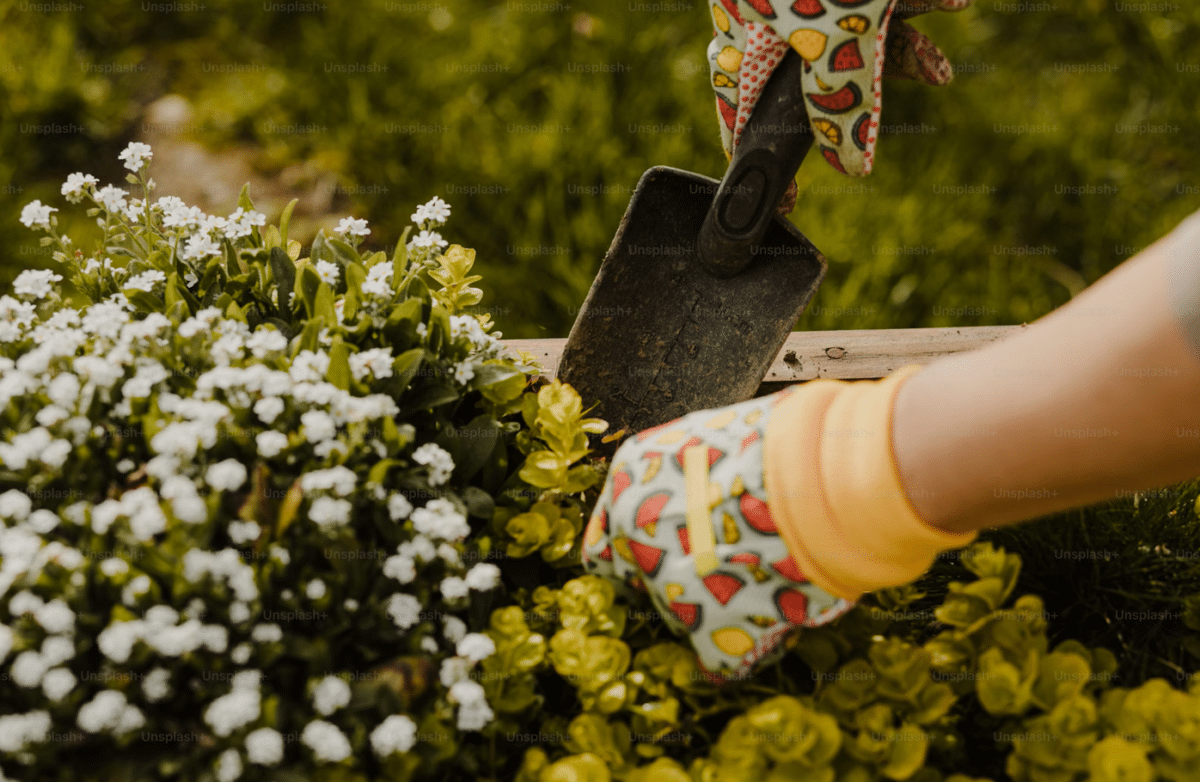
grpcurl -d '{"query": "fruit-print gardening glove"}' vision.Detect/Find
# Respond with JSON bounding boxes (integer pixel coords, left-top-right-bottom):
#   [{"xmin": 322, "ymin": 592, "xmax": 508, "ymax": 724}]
[{"xmin": 708, "ymin": 0, "xmax": 973, "ymax": 213}]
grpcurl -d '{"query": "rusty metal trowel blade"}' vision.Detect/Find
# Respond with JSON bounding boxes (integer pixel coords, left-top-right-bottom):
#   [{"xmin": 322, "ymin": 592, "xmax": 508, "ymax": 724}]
[{"xmin": 556, "ymin": 165, "xmax": 826, "ymax": 449}]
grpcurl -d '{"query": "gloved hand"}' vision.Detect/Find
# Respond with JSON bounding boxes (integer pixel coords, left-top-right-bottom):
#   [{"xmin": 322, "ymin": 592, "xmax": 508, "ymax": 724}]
[{"xmin": 707, "ymin": 0, "xmax": 973, "ymax": 211}]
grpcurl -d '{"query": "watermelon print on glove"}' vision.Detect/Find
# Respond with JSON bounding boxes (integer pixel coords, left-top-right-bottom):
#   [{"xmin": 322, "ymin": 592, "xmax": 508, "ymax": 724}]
[
  {"xmin": 708, "ymin": 0, "xmax": 973, "ymax": 179},
  {"xmin": 581, "ymin": 389, "xmax": 855, "ymax": 682}
]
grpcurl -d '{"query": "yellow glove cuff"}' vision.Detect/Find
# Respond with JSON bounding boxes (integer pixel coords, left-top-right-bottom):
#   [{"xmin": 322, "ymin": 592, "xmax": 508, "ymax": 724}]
[{"xmin": 763, "ymin": 366, "xmax": 977, "ymax": 602}]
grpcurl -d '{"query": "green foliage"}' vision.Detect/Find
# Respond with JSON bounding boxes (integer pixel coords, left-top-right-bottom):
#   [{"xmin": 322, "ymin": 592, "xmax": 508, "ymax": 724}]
[{"xmin": 483, "ymin": 540, "xmax": 1200, "ymax": 782}]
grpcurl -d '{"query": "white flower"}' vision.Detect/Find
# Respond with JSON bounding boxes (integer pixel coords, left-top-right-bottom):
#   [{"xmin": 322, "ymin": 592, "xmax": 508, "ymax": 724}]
[
  {"xmin": 98, "ymin": 621, "xmax": 143, "ymax": 663},
  {"xmin": 143, "ymin": 668, "xmax": 172, "ymax": 702},
  {"xmin": 182, "ymin": 232, "xmax": 221, "ymax": 261},
  {"xmin": 388, "ymin": 494, "xmax": 413, "ymax": 521},
  {"xmin": 370, "ymin": 714, "xmax": 417, "ymax": 757},
  {"xmin": 34, "ymin": 599, "xmax": 75, "ymax": 634},
  {"xmin": 47, "ymin": 372, "xmax": 81, "ymax": 408},
  {"xmin": 0, "ymin": 710, "xmax": 51, "ymax": 753},
  {"xmin": 302, "ymin": 720, "xmax": 352, "ymax": 763},
  {"xmin": 301, "ymin": 410, "xmax": 337, "ymax": 443},
  {"xmin": 315, "ymin": 260, "xmax": 339, "ymax": 286},
  {"xmin": 343, "ymin": 598, "xmax": 359, "ymax": 612},
  {"xmin": 412, "ymin": 196, "xmax": 451, "ymax": 225},
  {"xmin": 290, "ymin": 350, "xmax": 330, "ymax": 383},
  {"xmin": 440, "ymin": 576, "xmax": 469, "ymax": 601},
  {"xmin": 224, "ymin": 207, "xmax": 266, "ymax": 240},
  {"xmin": 453, "ymin": 361, "xmax": 476, "ymax": 385},
  {"xmin": 12, "ymin": 651, "xmax": 49, "ymax": 688},
  {"xmin": 254, "ymin": 396, "xmax": 285, "ymax": 424},
  {"xmin": 246, "ymin": 727, "xmax": 284, "ymax": 765},
  {"xmin": 335, "ymin": 217, "xmax": 370, "ymax": 237},
  {"xmin": 61, "ymin": 172, "xmax": 98, "ymax": 202},
  {"xmin": 411, "ymin": 229, "xmax": 448, "ymax": 250},
  {"xmin": 420, "ymin": 636, "xmax": 439, "ymax": 653},
  {"xmin": 410, "ymin": 498, "xmax": 469, "ymax": 541},
  {"xmin": 231, "ymin": 643, "xmax": 252, "ymax": 664},
  {"xmin": 99, "ymin": 557, "xmax": 129, "ymax": 577},
  {"xmin": 308, "ymin": 496, "xmax": 352, "ymax": 528},
  {"xmin": 228, "ymin": 518, "xmax": 262, "ymax": 546},
  {"xmin": 437, "ymin": 542, "xmax": 462, "ymax": 567},
  {"xmin": 448, "ymin": 680, "xmax": 494, "ymax": 731},
  {"xmin": 398, "ymin": 534, "xmax": 437, "ymax": 563},
  {"xmin": 311, "ymin": 675, "xmax": 351, "ymax": 716},
  {"xmin": 306, "ymin": 579, "xmax": 327, "ymax": 600},
  {"xmin": 19, "ymin": 200, "xmax": 56, "ymax": 230},
  {"xmin": 363, "ymin": 260, "xmax": 393, "ymax": 290},
  {"xmin": 412, "ymin": 443, "xmax": 455, "ymax": 487},
  {"xmin": 300, "ymin": 466, "xmax": 357, "ymax": 496},
  {"xmin": 442, "ymin": 615, "xmax": 467, "ymax": 644},
  {"xmin": 118, "ymin": 141, "xmax": 153, "ymax": 172},
  {"xmin": 269, "ymin": 545, "xmax": 290, "ymax": 565},
  {"xmin": 206, "ymin": 459, "xmax": 248, "ymax": 491},
  {"xmin": 0, "ymin": 490, "xmax": 32, "ymax": 521},
  {"xmin": 95, "ymin": 185, "xmax": 129, "ymax": 215},
  {"xmin": 122, "ymin": 574, "xmax": 152, "ymax": 605},
  {"xmin": 41, "ymin": 668, "xmax": 76, "ymax": 701},
  {"xmin": 251, "ymin": 623, "xmax": 283, "ymax": 643},
  {"xmin": 256, "ymin": 431, "xmax": 289, "ymax": 458},
  {"xmin": 204, "ymin": 686, "xmax": 262, "ymax": 738},
  {"xmin": 13, "ymin": 269, "xmax": 63, "ymax": 299},
  {"xmin": 78, "ymin": 690, "xmax": 143, "ymax": 735},
  {"xmin": 383, "ymin": 554, "xmax": 416, "ymax": 584},
  {"xmin": 465, "ymin": 563, "xmax": 502, "ymax": 592},
  {"xmin": 216, "ymin": 748, "xmax": 243, "ymax": 782},
  {"xmin": 386, "ymin": 593, "xmax": 422, "ymax": 630},
  {"xmin": 246, "ymin": 328, "xmax": 287, "ymax": 358},
  {"xmin": 349, "ymin": 347, "xmax": 394, "ymax": 381},
  {"xmin": 457, "ymin": 633, "xmax": 496, "ymax": 663},
  {"xmin": 124, "ymin": 270, "xmax": 166, "ymax": 292}
]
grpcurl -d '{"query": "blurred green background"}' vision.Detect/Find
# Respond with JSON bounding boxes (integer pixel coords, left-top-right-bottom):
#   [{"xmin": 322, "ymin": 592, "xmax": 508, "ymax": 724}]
[{"xmin": 1, "ymin": 0, "xmax": 1198, "ymax": 338}]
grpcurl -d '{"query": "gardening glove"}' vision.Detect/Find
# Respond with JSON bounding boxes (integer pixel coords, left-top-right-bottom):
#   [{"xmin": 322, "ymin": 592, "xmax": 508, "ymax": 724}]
[
  {"xmin": 707, "ymin": 0, "xmax": 973, "ymax": 213},
  {"xmin": 581, "ymin": 368, "xmax": 978, "ymax": 683},
  {"xmin": 580, "ymin": 388, "xmax": 854, "ymax": 683}
]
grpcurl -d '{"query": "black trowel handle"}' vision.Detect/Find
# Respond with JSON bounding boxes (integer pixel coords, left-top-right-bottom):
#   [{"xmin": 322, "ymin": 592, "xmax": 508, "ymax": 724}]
[{"xmin": 698, "ymin": 48, "xmax": 815, "ymax": 279}]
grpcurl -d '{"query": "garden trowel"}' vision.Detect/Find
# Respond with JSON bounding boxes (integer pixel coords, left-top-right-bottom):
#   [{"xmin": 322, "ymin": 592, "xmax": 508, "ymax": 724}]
[{"xmin": 557, "ymin": 49, "xmax": 826, "ymax": 452}]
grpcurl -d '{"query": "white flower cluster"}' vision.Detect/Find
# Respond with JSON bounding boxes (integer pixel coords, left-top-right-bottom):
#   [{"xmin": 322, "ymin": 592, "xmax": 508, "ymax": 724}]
[{"xmin": 0, "ymin": 146, "xmax": 517, "ymax": 774}]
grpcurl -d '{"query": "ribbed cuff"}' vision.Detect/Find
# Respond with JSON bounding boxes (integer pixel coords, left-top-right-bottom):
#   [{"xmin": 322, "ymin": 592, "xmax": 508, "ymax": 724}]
[{"xmin": 764, "ymin": 366, "xmax": 977, "ymax": 602}]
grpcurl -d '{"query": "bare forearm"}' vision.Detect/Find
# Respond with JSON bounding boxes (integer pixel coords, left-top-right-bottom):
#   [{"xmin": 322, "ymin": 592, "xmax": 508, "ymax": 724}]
[{"xmin": 892, "ymin": 212, "xmax": 1200, "ymax": 534}]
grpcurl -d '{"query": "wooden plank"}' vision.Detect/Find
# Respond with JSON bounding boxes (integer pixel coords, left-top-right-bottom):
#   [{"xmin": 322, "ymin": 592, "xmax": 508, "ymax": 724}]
[{"xmin": 501, "ymin": 325, "xmax": 1025, "ymax": 385}]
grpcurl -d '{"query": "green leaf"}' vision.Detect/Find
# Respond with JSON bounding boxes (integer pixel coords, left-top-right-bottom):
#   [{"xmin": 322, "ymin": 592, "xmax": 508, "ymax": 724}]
[
  {"xmin": 297, "ymin": 263, "xmax": 321, "ymax": 319},
  {"xmin": 461, "ymin": 486, "xmax": 495, "ymax": 519},
  {"xmin": 264, "ymin": 224, "xmax": 282, "ymax": 251},
  {"xmin": 428, "ymin": 303, "xmax": 451, "ymax": 353},
  {"xmin": 399, "ymin": 383, "xmax": 459, "ymax": 416},
  {"xmin": 279, "ymin": 198, "xmax": 299, "ymax": 248},
  {"xmin": 393, "ymin": 226, "xmax": 413, "ymax": 289},
  {"xmin": 295, "ymin": 319, "xmax": 321, "ymax": 355},
  {"xmin": 124, "ymin": 289, "xmax": 165, "ymax": 313},
  {"xmin": 383, "ymin": 299, "xmax": 423, "ymax": 346},
  {"xmin": 237, "ymin": 182, "xmax": 256, "ymax": 212},
  {"xmin": 328, "ymin": 237, "xmax": 362, "ymax": 268},
  {"xmin": 270, "ymin": 247, "xmax": 297, "ymax": 313},
  {"xmin": 327, "ymin": 338, "xmax": 352, "ymax": 391},
  {"xmin": 344, "ymin": 262, "xmax": 366, "ymax": 321},
  {"xmin": 314, "ymin": 282, "xmax": 337, "ymax": 328},
  {"xmin": 311, "ymin": 230, "xmax": 335, "ymax": 268},
  {"xmin": 389, "ymin": 347, "xmax": 425, "ymax": 393},
  {"xmin": 368, "ymin": 458, "xmax": 401, "ymax": 486}
]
